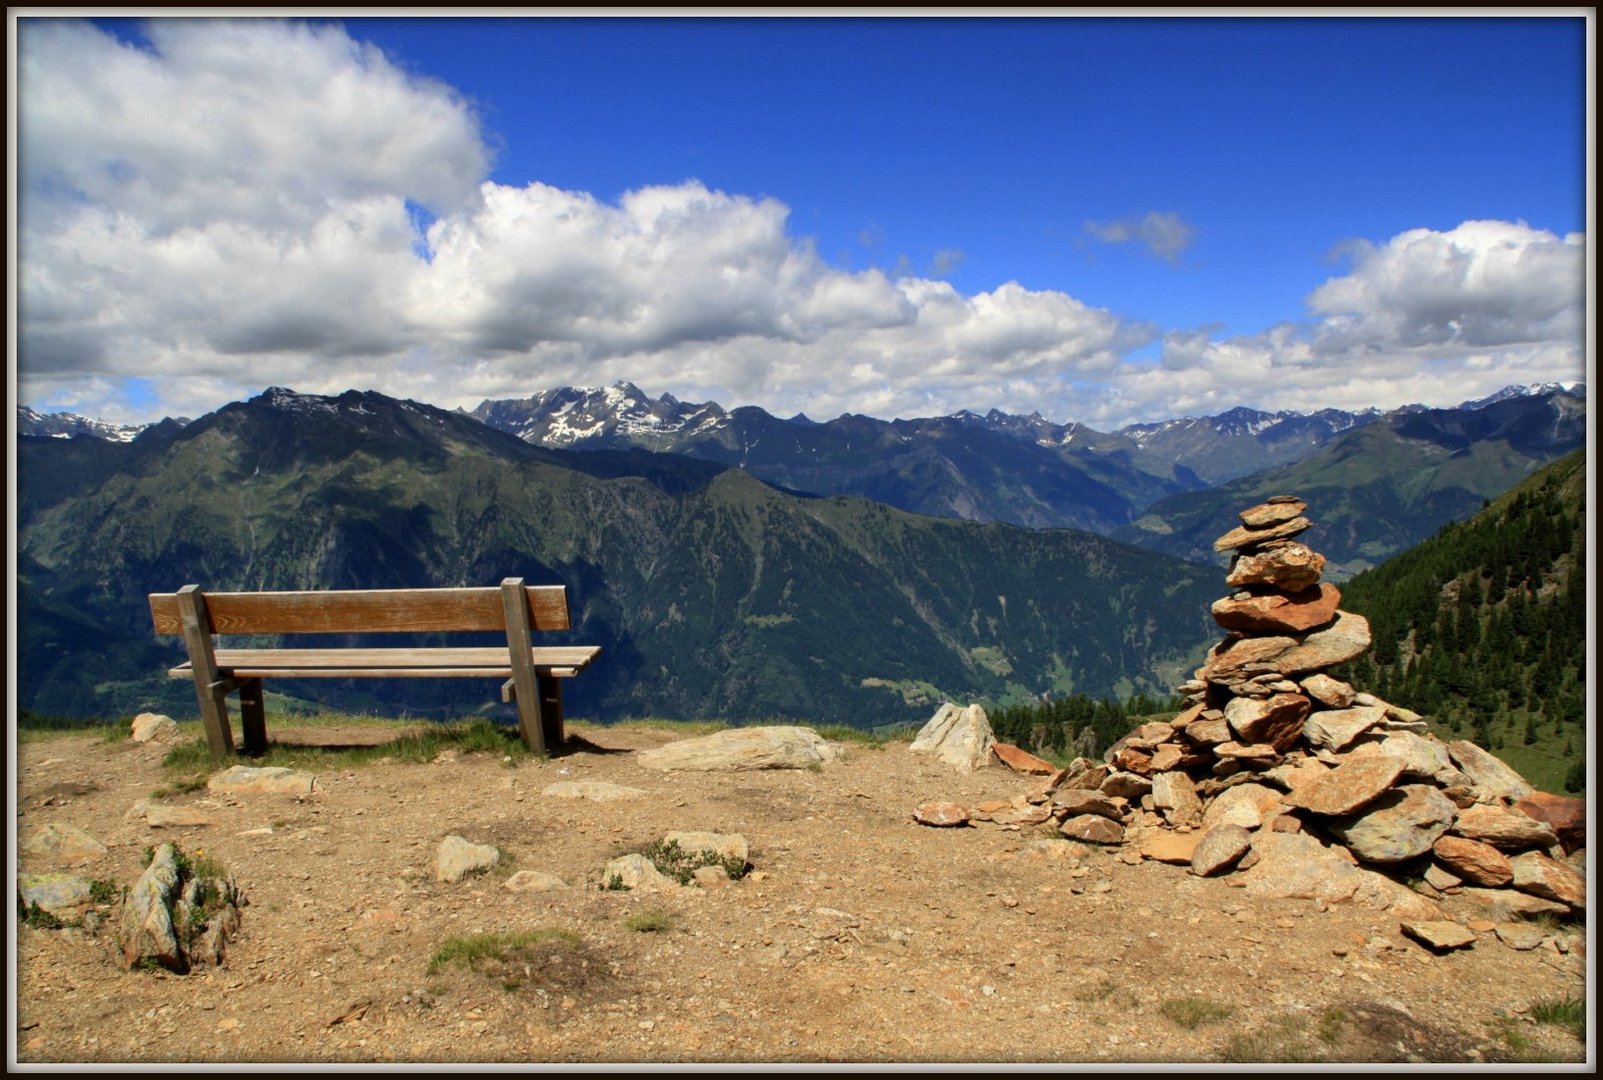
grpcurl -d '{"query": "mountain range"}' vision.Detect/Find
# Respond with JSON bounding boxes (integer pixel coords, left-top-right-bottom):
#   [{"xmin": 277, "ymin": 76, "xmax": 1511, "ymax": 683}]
[
  {"xmin": 467, "ymin": 381, "xmax": 1585, "ymax": 576},
  {"xmin": 15, "ymin": 380, "xmax": 1585, "ymax": 727},
  {"xmin": 17, "ymin": 388, "xmax": 1222, "ymax": 725}
]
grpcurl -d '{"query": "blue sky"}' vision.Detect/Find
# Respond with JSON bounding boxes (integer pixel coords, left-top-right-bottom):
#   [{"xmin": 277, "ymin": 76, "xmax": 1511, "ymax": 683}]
[{"xmin": 12, "ymin": 12, "xmax": 1592, "ymax": 428}]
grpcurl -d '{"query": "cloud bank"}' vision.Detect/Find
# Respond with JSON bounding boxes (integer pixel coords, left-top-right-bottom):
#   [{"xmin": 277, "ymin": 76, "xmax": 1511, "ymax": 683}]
[{"xmin": 15, "ymin": 19, "xmax": 1588, "ymax": 430}]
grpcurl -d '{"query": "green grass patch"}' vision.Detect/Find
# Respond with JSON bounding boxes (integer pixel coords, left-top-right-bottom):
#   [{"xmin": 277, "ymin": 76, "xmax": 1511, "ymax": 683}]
[
  {"xmin": 1158, "ymin": 995, "xmax": 1235, "ymax": 1030},
  {"xmin": 427, "ymin": 929, "xmax": 580, "ymax": 976},
  {"xmin": 1530, "ymin": 995, "xmax": 1585, "ymax": 1040},
  {"xmin": 159, "ymin": 717, "xmax": 534, "ymax": 778},
  {"xmin": 624, "ymin": 911, "xmax": 674, "ymax": 933}
]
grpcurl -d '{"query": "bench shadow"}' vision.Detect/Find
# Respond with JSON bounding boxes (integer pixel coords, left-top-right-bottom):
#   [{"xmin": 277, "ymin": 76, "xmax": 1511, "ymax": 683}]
[{"xmin": 551, "ymin": 734, "xmax": 633, "ymax": 758}]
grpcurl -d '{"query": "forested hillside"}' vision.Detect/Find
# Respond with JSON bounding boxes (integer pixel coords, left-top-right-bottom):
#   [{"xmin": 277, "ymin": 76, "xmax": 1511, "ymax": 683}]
[{"xmin": 1335, "ymin": 450, "xmax": 1587, "ymax": 793}]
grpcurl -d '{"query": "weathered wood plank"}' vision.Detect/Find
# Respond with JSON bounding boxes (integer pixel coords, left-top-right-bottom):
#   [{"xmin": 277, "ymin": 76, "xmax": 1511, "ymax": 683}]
[
  {"xmin": 149, "ymin": 585, "xmax": 571, "ymax": 635},
  {"xmin": 168, "ymin": 645, "xmax": 600, "ymax": 680},
  {"xmin": 177, "ymin": 585, "xmax": 234, "ymax": 756},
  {"xmin": 502, "ymin": 577, "xmax": 546, "ymax": 755}
]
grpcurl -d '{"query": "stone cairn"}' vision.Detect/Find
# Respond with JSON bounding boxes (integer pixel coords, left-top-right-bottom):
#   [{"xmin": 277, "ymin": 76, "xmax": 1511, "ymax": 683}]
[{"xmin": 923, "ymin": 495, "xmax": 1585, "ymax": 950}]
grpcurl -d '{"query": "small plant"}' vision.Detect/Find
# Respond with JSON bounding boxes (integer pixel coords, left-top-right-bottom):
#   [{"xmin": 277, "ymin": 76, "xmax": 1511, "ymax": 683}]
[
  {"xmin": 88, "ymin": 879, "xmax": 119, "ymax": 905},
  {"xmin": 427, "ymin": 928, "xmax": 579, "ymax": 976},
  {"xmin": 600, "ymin": 873, "xmax": 629, "ymax": 892},
  {"xmin": 19, "ymin": 900, "xmax": 66, "ymax": 930},
  {"xmin": 151, "ymin": 775, "xmax": 209, "ymax": 799},
  {"xmin": 1316, "ymin": 1005, "xmax": 1349, "ymax": 1045},
  {"xmin": 1530, "ymin": 995, "xmax": 1585, "ymax": 1040},
  {"xmin": 638, "ymin": 839, "xmax": 749, "ymax": 886},
  {"xmin": 1158, "ymin": 995, "xmax": 1234, "ymax": 1030},
  {"xmin": 624, "ymin": 911, "xmax": 674, "ymax": 933}
]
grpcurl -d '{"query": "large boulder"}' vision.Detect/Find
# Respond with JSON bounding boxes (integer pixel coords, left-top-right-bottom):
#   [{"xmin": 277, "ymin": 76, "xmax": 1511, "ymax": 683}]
[
  {"xmin": 907, "ymin": 703, "xmax": 995, "ymax": 774},
  {"xmin": 1329, "ymin": 784, "xmax": 1456, "ymax": 864},
  {"xmin": 637, "ymin": 726, "xmax": 843, "ymax": 772},
  {"xmin": 1446, "ymin": 741, "xmax": 1533, "ymax": 802},
  {"xmin": 1511, "ymin": 792, "xmax": 1586, "ymax": 854}
]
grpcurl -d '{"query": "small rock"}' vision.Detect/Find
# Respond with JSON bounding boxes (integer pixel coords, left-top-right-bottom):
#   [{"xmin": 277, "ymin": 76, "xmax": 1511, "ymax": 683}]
[
  {"xmin": 1493, "ymin": 922, "xmax": 1549, "ymax": 951},
  {"xmin": 602, "ymin": 853, "xmax": 681, "ymax": 892},
  {"xmin": 1300, "ymin": 673, "xmax": 1356, "ymax": 709},
  {"xmin": 23, "ymin": 823, "xmax": 108, "ymax": 868},
  {"xmin": 1225, "ymin": 542, "xmax": 1326, "ymax": 591},
  {"xmin": 1508, "ymin": 851, "xmax": 1585, "ymax": 908},
  {"xmin": 663, "ymin": 831, "xmax": 749, "ymax": 865},
  {"xmin": 1225, "ymin": 693, "xmax": 1311, "ymax": 752},
  {"xmin": 637, "ymin": 726, "xmax": 843, "ymax": 772},
  {"xmin": 435, "ymin": 835, "xmax": 500, "ymax": 883},
  {"xmin": 1281, "ymin": 755, "xmax": 1404, "ymax": 817},
  {"xmin": 207, "ymin": 766, "xmax": 317, "ymax": 797},
  {"xmin": 1190, "ymin": 823, "xmax": 1254, "ymax": 876},
  {"xmin": 1511, "ymin": 792, "xmax": 1586, "ymax": 854},
  {"xmin": 1449, "ymin": 804, "xmax": 1558, "ymax": 851},
  {"xmin": 131, "ymin": 712, "xmax": 179, "ymax": 744},
  {"xmin": 1150, "ymin": 771, "xmax": 1203, "ymax": 826},
  {"xmin": 991, "ymin": 743, "xmax": 1058, "ymax": 775},
  {"xmin": 1060, "ymin": 815, "xmax": 1124, "ymax": 845},
  {"xmin": 1431, "ymin": 835, "xmax": 1514, "ymax": 887},
  {"xmin": 1445, "ymin": 741, "xmax": 1533, "ymax": 802},
  {"xmin": 1400, "ymin": 921, "xmax": 1477, "ymax": 952},
  {"xmin": 1213, "ymin": 515, "xmax": 1313, "ymax": 553},
  {"xmin": 1302, "ymin": 706, "xmax": 1386, "ymax": 753},
  {"xmin": 1137, "ymin": 830, "xmax": 1200, "ymax": 865},
  {"xmin": 913, "ymin": 802, "xmax": 970, "ymax": 828}
]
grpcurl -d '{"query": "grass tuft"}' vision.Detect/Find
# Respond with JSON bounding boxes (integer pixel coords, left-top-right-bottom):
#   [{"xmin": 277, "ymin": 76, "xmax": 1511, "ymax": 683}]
[
  {"xmin": 1530, "ymin": 995, "xmax": 1585, "ymax": 1040},
  {"xmin": 427, "ymin": 929, "xmax": 580, "ymax": 975},
  {"xmin": 1158, "ymin": 995, "xmax": 1234, "ymax": 1030},
  {"xmin": 624, "ymin": 911, "xmax": 674, "ymax": 933}
]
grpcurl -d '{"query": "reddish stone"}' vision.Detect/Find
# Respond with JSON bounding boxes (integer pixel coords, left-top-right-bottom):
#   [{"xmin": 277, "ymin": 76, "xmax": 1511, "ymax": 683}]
[
  {"xmin": 1113, "ymin": 747, "xmax": 1154, "ymax": 776},
  {"xmin": 1211, "ymin": 584, "xmax": 1343, "ymax": 634},
  {"xmin": 1512, "ymin": 792, "xmax": 1586, "ymax": 854},
  {"xmin": 1225, "ymin": 692, "xmax": 1311, "ymax": 752},
  {"xmin": 1281, "ymin": 756, "xmax": 1405, "ymax": 817},
  {"xmin": 1060, "ymin": 814, "xmax": 1125, "ymax": 845},
  {"xmin": 1213, "ymin": 516, "xmax": 1313, "ymax": 553},
  {"xmin": 1226, "ymin": 542, "xmax": 1327, "ymax": 591},
  {"xmin": 1238, "ymin": 499, "xmax": 1307, "ymax": 527},
  {"xmin": 1431, "ymin": 834, "xmax": 1513, "ymax": 887},
  {"xmin": 1509, "ymin": 851, "xmax": 1586, "ymax": 907},
  {"xmin": 1139, "ymin": 830, "xmax": 1201, "ymax": 865},
  {"xmin": 913, "ymin": 802, "xmax": 970, "ymax": 828},
  {"xmin": 991, "ymin": 742, "xmax": 1058, "ymax": 776}
]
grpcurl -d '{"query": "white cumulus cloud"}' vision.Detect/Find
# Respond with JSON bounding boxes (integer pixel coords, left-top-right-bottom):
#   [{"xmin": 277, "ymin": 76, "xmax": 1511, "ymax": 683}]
[{"xmin": 11, "ymin": 19, "xmax": 1588, "ymax": 432}]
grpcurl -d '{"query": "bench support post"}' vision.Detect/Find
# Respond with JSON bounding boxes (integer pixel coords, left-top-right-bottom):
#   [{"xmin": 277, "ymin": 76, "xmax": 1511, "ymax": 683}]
[
  {"xmin": 537, "ymin": 673, "xmax": 565, "ymax": 752},
  {"xmin": 500, "ymin": 577, "xmax": 548, "ymax": 756},
  {"xmin": 176, "ymin": 585, "xmax": 235, "ymax": 758},
  {"xmin": 238, "ymin": 678, "xmax": 268, "ymax": 756}
]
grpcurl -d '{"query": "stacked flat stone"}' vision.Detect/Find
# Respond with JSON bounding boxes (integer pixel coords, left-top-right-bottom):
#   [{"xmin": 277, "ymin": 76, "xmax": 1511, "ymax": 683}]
[{"xmin": 1056, "ymin": 495, "xmax": 1587, "ymax": 941}]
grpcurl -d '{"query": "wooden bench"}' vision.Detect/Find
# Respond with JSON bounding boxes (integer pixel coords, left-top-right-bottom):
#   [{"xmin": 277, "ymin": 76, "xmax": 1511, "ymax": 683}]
[{"xmin": 148, "ymin": 578, "xmax": 601, "ymax": 758}]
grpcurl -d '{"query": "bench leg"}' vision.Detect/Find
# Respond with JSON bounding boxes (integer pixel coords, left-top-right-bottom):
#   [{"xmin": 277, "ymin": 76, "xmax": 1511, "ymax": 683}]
[
  {"xmin": 194, "ymin": 677, "xmax": 235, "ymax": 758},
  {"xmin": 537, "ymin": 674, "xmax": 565, "ymax": 751},
  {"xmin": 238, "ymin": 678, "xmax": 268, "ymax": 756}
]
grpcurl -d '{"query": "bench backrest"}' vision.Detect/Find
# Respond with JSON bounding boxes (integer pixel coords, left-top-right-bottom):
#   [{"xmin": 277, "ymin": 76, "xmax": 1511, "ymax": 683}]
[{"xmin": 149, "ymin": 583, "xmax": 572, "ymax": 636}]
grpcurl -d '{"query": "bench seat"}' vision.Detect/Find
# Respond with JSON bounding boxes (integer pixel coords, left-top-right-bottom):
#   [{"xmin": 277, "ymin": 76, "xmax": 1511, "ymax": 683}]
[{"xmin": 172, "ymin": 645, "xmax": 602, "ymax": 680}]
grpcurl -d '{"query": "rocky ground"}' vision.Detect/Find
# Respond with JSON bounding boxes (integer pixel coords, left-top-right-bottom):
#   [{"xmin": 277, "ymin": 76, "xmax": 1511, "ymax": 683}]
[{"xmin": 12, "ymin": 720, "xmax": 1591, "ymax": 1067}]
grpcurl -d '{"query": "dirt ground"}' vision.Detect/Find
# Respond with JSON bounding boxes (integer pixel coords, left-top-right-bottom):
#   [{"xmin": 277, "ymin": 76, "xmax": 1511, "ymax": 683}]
[{"xmin": 11, "ymin": 722, "xmax": 1592, "ymax": 1068}]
